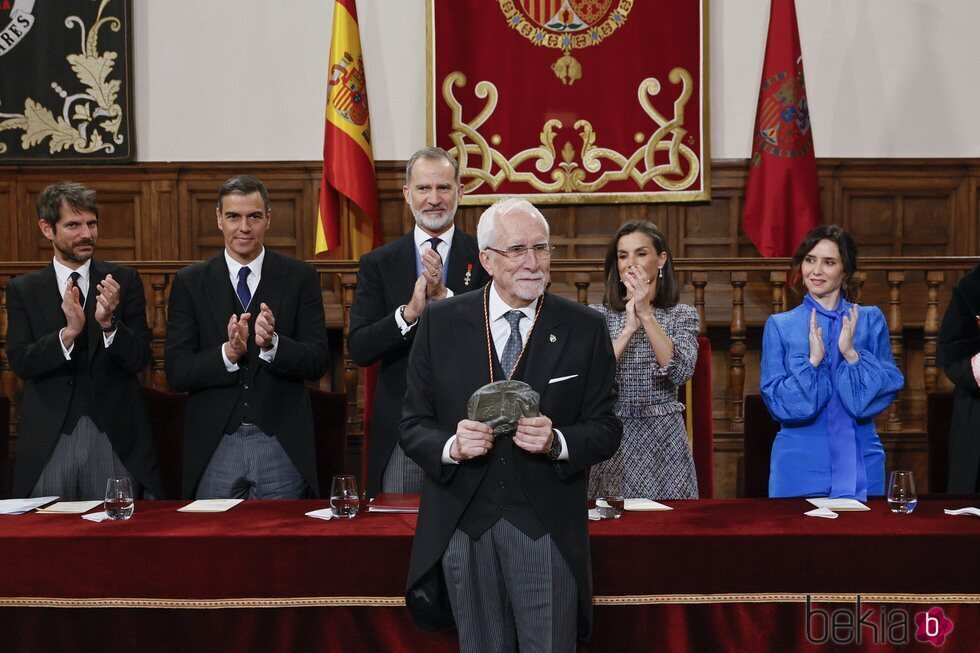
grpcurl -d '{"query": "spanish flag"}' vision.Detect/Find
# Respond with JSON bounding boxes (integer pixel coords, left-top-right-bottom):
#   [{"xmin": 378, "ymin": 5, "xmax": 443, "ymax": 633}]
[{"xmin": 316, "ymin": 0, "xmax": 381, "ymax": 258}]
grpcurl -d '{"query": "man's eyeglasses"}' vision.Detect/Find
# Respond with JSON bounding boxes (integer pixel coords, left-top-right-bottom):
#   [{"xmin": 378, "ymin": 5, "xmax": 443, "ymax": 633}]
[{"xmin": 484, "ymin": 244, "xmax": 556, "ymax": 260}]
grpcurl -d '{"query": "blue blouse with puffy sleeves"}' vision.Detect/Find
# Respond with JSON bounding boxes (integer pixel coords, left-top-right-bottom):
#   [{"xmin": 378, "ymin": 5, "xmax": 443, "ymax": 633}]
[{"xmin": 760, "ymin": 301, "xmax": 904, "ymax": 499}]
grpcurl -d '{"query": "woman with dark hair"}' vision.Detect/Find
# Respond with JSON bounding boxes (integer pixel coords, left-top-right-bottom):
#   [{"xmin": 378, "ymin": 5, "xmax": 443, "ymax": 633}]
[
  {"xmin": 761, "ymin": 224, "xmax": 904, "ymax": 500},
  {"xmin": 587, "ymin": 220, "xmax": 700, "ymax": 500},
  {"xmin": 936, "ymin": 263, "xmax": 980, "ymax": 493}
]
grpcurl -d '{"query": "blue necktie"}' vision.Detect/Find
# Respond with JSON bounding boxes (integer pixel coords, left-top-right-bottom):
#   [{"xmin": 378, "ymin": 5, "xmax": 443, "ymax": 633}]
[
  {"xmin": 500, "ymin": 310, "xmax": 525, "ymax": 379},
  {"xmin": 70, "ymin": 271, "xmax": 85, "ymax": 309},
  {"xmin": 236, "ymin": 266, "xmax": 252, "ymax": 310}
]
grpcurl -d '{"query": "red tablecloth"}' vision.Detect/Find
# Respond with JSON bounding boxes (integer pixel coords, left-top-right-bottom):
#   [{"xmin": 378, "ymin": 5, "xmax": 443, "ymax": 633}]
[{"xmin": 1, "ymin": 499, "xmax": 977, "ymax": 652}]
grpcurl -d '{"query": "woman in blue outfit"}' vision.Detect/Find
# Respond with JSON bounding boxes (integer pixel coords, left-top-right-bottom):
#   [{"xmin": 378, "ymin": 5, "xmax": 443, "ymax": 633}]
[{"xmin": 761, "ymin": 225, "xmax": 904, "ymax": 500}]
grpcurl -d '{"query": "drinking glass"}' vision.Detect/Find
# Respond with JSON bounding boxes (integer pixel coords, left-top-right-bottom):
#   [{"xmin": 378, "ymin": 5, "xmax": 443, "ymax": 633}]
[
  {"xmin": 330, "ymin": 475, "xmax": 360, "ymax": 518},
  {"xmin": 104, "ymin": 477, "xmax": 135, "ymax": 520},
  {"xmin": 886, "ymin": 470, "xmax": 917, "ymax": 514},
  {"xmin": 595, "ymin": 474, "xmax": 624, "ymax": 519}
]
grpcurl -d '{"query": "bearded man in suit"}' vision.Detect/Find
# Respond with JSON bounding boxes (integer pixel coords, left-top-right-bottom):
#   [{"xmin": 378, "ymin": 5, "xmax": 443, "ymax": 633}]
[
  {"xmin": 7, "ymin": 182, "xmax": 164, "ymax": 500},
  {"xmin": 348, "ymin": 147, "xmax": 489, "ymax": 496},
  {"xmin": 400, "ymin": 198, "xmax": 621, "ymax": 651}
]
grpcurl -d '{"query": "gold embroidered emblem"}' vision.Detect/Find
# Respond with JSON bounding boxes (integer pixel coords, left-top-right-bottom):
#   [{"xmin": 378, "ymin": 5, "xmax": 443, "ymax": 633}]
[{"xmin": 498, "ymin": 0, "xmax": 632, "ymax": 85}]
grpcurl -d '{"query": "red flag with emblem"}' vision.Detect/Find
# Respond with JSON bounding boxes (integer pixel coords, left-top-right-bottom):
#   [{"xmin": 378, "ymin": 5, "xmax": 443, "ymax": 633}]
[
  {"xmin": 743, "ymin": 0, "xmax": 821, "ymax": 258},
  {"xmin": 316, "ymin": 0, "xmax": 381, "ymax": 258}
]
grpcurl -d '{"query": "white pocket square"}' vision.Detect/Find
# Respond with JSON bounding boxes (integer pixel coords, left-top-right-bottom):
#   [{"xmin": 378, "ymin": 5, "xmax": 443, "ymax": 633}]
[{"xmin": 548, "ymin": 374, "xmax": 578, "ymax": 384}]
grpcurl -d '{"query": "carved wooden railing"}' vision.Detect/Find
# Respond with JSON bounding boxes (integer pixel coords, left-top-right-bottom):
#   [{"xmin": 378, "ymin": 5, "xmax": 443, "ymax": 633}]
[{"xmin": 1, "ymin": 257, "xmax": 977, "ymax": 457}]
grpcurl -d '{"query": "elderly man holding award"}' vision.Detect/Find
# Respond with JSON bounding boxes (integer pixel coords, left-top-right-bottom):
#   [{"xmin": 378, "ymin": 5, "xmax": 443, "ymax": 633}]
[{"xmin": 400, "ymin": 198, "xmax": 621, "ymax": 651}]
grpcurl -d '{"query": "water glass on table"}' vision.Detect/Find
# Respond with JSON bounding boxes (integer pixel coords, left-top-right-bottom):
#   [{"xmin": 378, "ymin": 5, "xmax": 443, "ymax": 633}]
[
  {"xmin": 330, "ymin": 475, "xmax": 360, "ymax": 518},
  {"xmin": 104, "ymin": 476, "xmax": 135, "ymax": 520},
  {"xmin": 595, "ymin": 474, "xmax": 624, "ymax": 519},
  {"xmin": 887, "ymin": 470, "xmax": 917, "ymax": 514}
]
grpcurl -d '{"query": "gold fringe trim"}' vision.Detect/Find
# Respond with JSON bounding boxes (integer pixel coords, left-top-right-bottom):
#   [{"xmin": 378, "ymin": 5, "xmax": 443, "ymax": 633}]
[{"xmin": 0, "ymin": 593, "xmax": 977, "ymax": 610}]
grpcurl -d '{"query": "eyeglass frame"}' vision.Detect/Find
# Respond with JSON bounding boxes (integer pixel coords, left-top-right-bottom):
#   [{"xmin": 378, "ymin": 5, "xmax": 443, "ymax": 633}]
[{"xmin": 484, "ymin": 243, "xmax": 556, "ymax": 260}]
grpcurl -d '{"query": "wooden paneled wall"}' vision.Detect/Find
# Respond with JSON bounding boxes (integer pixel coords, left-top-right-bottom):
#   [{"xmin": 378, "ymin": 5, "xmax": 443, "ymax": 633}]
[
  {"xmin": 1, "ymin": 158, "xmax": 978, "ymax": 497},
  {"xmin": 2, "ymin": 159, "xmax": 979, "ymax": 262}
]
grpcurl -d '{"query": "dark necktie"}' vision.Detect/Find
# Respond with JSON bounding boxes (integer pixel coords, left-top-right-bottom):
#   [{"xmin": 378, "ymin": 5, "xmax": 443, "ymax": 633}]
[
  {"xmin": 426, "ymin": 237, "xmax": 443, "ymax": 263},
  {"xmin": 500, "ymin": 310, "xmax": 526, "ymax": 379},
  {"xmin": 237, "ymin": 266, "xmax": 252, "ymax": 310},
  {"xmin": 69, "ymin": 271, "xmax": 85, "ymax": 309}
]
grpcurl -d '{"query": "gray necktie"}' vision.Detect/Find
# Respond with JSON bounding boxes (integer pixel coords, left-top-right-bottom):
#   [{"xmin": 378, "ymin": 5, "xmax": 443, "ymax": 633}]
[{"xmin": 500, "ymin": 310, "xmax": 526, "ymax": 378}]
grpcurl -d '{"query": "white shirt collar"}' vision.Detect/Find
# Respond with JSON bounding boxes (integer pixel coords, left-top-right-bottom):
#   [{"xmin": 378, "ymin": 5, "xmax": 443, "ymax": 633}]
[
  {"xmin": 52, "ymin": 257, "xmax": 92, "ymax": 288},
  {"xmin": 224, "ymin": 247, "xmax": 265, "ymax": 280},
  {"xmin": 414, "ymin": 224, "xmax": 455, "ymax": 251}
]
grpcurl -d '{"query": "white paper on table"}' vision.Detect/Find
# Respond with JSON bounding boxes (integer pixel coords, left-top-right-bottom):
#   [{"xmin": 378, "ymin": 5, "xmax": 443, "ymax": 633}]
[
  {"xmin": 805, "ymin": 507, "xmax": 839, "ymax": 519},
  {"xmin": 305, "ymin": 508, "xmax": 335, "ymax": 521},
  {"xmin": 806, "ymin": 498, "xmax": 870, "ymax": 512},
  {"xmin": 177, "ymin": 499, "xmax": 243, "ymax": 513},
  {"xmin": 0, "ymin": 496, "xmax": 58, "ymax": 515},
  {"xmin": 82, "ymin": 511, "xmax": 111, "ymax": 522},
  {"xmin": 35, "ymin": 500, "xmax": 103, "ymax": 514},
  {"xmin": 587, "ymin": 508, "xmax": 601, "ymax": 521},
  {"xmin": 944, "ymin": 507, "xmax": 980, "ymax": 518},
  {"xmin": 624, "ymin": 498, "xmax": 673, "ymax": 512}
]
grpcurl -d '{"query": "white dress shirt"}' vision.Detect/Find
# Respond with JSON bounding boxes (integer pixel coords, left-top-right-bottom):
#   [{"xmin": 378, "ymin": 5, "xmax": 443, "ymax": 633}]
[
  {"xmin": 53, "ymin": 258, "xmax": 115, "ymax": 357},
  {"xmin": 221, "ymin": 248, "xmax": 278, "ymax": 370},
  {"xmin": 441, "ymin": 282, "xmax": 568, "ymax": 463}
]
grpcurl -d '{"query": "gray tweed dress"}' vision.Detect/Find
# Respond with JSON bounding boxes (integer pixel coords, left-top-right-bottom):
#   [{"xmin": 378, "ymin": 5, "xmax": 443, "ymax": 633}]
[{"xmin": 588, "ymin": 303, "xmax": 701, "ymax": 500}]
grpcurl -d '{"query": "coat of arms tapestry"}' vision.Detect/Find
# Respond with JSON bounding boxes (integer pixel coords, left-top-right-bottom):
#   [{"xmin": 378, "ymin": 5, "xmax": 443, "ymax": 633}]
[{"xmin": 428, "ymin": 0, "xmax": 708, "ymax": 204}]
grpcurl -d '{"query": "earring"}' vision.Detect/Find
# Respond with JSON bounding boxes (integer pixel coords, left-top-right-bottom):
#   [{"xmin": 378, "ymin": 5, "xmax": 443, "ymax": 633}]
[{"xmin": 658, "ymin": 266, "xmax": 664, "ymax": 279}]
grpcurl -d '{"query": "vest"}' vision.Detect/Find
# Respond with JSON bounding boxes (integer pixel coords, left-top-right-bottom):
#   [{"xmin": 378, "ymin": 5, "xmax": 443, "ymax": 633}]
[
  {"xmin": 61, "ymin": 319, "xmax": 97, "ymax": 434},
  {"xmin": 457, "ymin": 324, "xmax": 547, "ymax": 541},
  {"xmin": 222, "ymin": 285, "xmax": 276, "ymax": 435}
]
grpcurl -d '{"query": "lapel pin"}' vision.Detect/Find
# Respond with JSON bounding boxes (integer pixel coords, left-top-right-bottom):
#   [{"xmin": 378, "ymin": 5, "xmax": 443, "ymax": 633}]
[
  {"xmin": 464, "ymin": 263, "xmax": 473, "ymax": 286},
  {"xmin": 549, "ymin": 334, "xmax": 557, "ymax": 343}
]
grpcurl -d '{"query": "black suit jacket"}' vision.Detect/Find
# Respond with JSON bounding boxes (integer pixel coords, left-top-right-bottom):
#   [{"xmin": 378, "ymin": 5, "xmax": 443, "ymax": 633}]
[
  {"xmin": 937, "ymin": 263, "xmax": 980, "ymax": 492},
  {"xmin": 6, "ymin": 260, "xmax": 164, "ymax": 498},
  {"xmin": 348, "ymin": 230, "xmax": 489, "ymax": 496},
  {"xmin": 399, "ymin": 288, "xmax": 621, "ymax": 638},
  {"xmin": 165, "ymin": 251, "xmax": 330, "ymax": 498}
]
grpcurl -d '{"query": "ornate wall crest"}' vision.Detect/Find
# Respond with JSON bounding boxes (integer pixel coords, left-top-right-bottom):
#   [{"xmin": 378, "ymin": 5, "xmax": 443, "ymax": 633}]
[
  {"xmin": 428, "ymin": 0, "xmax": 708, "ymax": 204},
  {"xmin": 499, "ymin": 0, "xmax": 632, "ymax": 85}
]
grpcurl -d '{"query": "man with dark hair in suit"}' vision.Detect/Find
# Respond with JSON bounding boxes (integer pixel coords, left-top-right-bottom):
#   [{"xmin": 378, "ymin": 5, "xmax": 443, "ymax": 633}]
[
  {"xmin": 7, "ymin": 182, "xmax": 164, "ymax": 500},
  {"xmin": 165, "ymin": 175, "xmax": 329, "ymax": 499},
  {"xmin": 401, "ymin": 198, "xmax": 622, "ymax": 651},
  {"xmin": 348, "ymin": 146, "xmax": 490, "ymax": 496}
]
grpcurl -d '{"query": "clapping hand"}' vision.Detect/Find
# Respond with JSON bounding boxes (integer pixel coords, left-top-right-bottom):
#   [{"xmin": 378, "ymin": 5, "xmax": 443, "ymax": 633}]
[
  {"xmin": 420, "ymin": 248, "xmax": 447, "ymax": 300},
  {"xmin": 808, "ymin": 308, "xmax": 825, "ymax": 367},
  {"xmin": 838, "ymin": 304, "xmax": 860, "ymax": 364},
  {"xmin": 94, "ymin": 274, "xmax": 120, "ymax": 329},
  {"xmin": 60, "ymin": 276, "xmax": 86, "ymax": 346},
  {"xmin": 255, "ymin": 302, "xmax": 276, "ymax": 349},
  {"xmin": 225, "ymin": 312, "xmax": 251, "ymax": 364}
]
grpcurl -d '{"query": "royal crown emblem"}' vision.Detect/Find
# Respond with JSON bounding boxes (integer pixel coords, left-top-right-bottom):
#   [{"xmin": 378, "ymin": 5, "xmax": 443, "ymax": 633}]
[
  {"xmin": 498, "ymin": 0, "xmax": 632, "ymax": 85},
  {"xmin": 328, "ymin": 51, "xmax": 369, "ymax": 127},
  {"xmin": 752, "ymin": 56, "xmax": 813, "ymax": 165}
]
